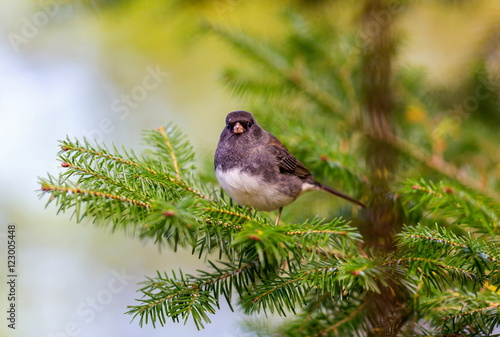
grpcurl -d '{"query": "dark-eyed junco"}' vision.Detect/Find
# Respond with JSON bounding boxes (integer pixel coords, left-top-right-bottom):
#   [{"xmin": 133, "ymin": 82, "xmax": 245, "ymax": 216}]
[{"xmin": 214, "ymin": 111, "xmax": 364, "ymax": 225}]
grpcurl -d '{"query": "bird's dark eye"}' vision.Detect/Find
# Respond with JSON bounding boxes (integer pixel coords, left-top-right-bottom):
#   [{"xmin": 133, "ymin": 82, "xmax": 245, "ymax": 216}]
[
  {"xmin": 246, "ymin": 122, "xmax": 253, "ymax": 128},
  {"xmin": 226, "ymin": 123, "xmax": 231, "ymax": 129}
]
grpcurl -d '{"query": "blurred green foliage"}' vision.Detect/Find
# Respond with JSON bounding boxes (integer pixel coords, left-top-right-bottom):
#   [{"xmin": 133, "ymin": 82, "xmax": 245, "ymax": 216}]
[{"xmin": 39, "ymin": 0, "xmax": 500, "ymax": 336}]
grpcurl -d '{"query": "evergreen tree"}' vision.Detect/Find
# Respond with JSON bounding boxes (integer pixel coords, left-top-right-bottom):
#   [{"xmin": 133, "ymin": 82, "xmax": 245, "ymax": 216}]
[{"xmin": 39, "ymin": 1, "xmax": 500, "ymax": 336}]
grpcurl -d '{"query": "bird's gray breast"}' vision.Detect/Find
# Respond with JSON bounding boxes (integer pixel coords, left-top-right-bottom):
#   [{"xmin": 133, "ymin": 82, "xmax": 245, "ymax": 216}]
[
  {"xmin": 214, "ymin": 130, "xmax": 304, "ymax": 211},
  {"xmin": 215, "ymin": 167, "xmax": 297, "ymax": 211}
]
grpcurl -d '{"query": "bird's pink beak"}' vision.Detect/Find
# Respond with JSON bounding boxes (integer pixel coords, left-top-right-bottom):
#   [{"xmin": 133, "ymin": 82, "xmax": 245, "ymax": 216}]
[{"xmin": 233, "ymin": 122, "xmax": 245, "ymax": 134}]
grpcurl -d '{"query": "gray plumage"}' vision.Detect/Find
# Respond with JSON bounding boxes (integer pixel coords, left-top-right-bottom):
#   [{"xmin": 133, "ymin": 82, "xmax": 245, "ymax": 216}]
[{"xmin": 214, "ymin": 111, "xmax": 364, "ymax": 223}]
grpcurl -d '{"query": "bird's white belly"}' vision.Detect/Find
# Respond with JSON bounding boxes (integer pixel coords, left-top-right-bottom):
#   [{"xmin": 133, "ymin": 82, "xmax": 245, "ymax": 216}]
[{"xmin": 215, "ymin": 168, "xmax": 295, "ymax": 211}]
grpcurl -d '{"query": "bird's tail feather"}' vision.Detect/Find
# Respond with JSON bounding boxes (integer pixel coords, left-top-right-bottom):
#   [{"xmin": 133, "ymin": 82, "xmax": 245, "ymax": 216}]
[{"xmin": 317, "ymin": 182, "xmax": 365, "ymax": 208}]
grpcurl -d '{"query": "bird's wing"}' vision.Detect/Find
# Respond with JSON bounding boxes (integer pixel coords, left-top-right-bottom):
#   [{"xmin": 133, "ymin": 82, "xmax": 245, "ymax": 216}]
[{"xmin": 267, "ymin": 141, "xmax": 312, "ymax": 179}]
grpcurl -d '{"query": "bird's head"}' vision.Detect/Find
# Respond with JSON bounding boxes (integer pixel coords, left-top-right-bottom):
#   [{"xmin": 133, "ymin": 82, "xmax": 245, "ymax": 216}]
[{"xmin": 224, "ymin": 111, "xmax": 257, "ymax": 135}]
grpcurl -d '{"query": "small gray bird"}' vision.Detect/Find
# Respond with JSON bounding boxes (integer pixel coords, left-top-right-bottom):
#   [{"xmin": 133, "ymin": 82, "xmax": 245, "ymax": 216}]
[{"xmin": 214, "ymin": 111, "xmax": 364, "ymax": 225}]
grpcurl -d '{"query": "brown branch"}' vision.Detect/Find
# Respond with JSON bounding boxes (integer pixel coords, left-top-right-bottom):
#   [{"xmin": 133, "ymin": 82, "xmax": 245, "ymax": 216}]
[
  {"xmin": 137, "ymin": 173, "xmax": 209, "ymax": 200},
  {"xmin": 252, "ymin": 277, "xmax": 304, "ymax": 303},
  {"xmin": 442, "ymin": 303, "xmax": 500, "ymax": 321},
  {"xmin": 384, "ymin": 257, "xmax": 476, "ymax": 278},
  {"xmin": 61, "ymin": 162, "xmax": 148, "ymax": 199},
  {"xmin": 40, "ymin": 184, "xmax": 151, "ymax": 208},
  {"xmin": 402, "ymin": 233, "xmax": 499, "ymax": 263},
  {"xmin": 253, "ymin": 266, "xmax": 341, "ymax": 303},
  {"xmin": 203, "ymin": 207, "xmax": 254, "ymax": 222},
  {"xmin": 404, "ymin": 234, "xmax": 467, "ymax": 249},
  {"xmin": 368, "ymin": 130, "xmax": 500, "ymax": 201},
  {"xmin": 62, "ymin": 141, "xmax": 210, "ymax": 200},
  {"xmin": 61, "ymin": 144, "xmax": 142, "ymax": 168},
  {"xmin": 201, "ymin": 258, "xmax": 260, "ymax": 287},
  {"xmin": 296, "ymin": 243, "xmax": 345, "ymax": 260},
  {"xmin": 157, "ymin": 126, "xmax": 181, "ymax": 180},
  {"xmin": 285, "ymin": 229, "xmax": 349, "ymax": 236},
  {"xmin": 136, "ymin": 258, "xmax": 260, "ymax": 314},
  {"xmin": 321, "ymin": 301, "xmax": 368, "ymax": 337}
]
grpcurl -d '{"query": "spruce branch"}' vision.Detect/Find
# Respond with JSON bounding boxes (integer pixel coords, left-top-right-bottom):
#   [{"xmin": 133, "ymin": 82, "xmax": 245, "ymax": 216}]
[
  {"xmin": 242, "ymin": 254, "xmax": 391, "ymax": 319},
  {"xmin": 398, "ymin": 224, "xmax": 500, "ymax": 264},
  {"xmin": 418, "ymin": 289, "xmax": 500, "ymax": 336},
  {"xmin": 39, "ymin": 122, "xmax": 500, "ymax": 334},
  {"xmin": 157, "ymin": 126, "xmax": 182, "ymax": 179},
  {"xmin": 395, "ymin": 225, "xmax": 500, "ymax": 289},
  {"xmin": 233, "ymin": 218, "xmax": 362, "ymax": 268},
  {"xmin": 401, "ymin": 179, "xmax": 500, "ymax": 237},
  {"xmin": 127, "ymin": 258, "xmax": 263, "ymax": 328},
  {"xmin": 322, "ymin": 301, "xmax": 368, "ymax": 337},
  {"xmin": 39, "ymin": 123, "xmax": 373, "ymax": 331},
  {"xmin": 39, "ymin": 172, "xmax": 152, "ymax": 228},
  {"xmin": 41, "ymin": 183, "xmax": 152, "ymax": 209}
]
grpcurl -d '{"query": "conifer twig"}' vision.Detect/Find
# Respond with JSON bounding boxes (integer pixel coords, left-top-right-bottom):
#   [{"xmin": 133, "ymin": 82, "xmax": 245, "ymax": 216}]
[
  {"xmin": 157, "ymin": 126, "xmax": 182, "ymax": 180},
  {"xmin": 41, "ymin": 183, "xmax": 151, "ymax": 208},
  {"xmin": 323, "ymin": 301, "xmax": 368, "ymax": 337}
]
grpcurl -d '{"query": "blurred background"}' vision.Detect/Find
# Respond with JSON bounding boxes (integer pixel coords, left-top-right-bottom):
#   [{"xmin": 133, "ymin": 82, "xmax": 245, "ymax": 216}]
[{"xmin": 1, "ymin": 0, "xmax": 500, "ymax": 336}]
